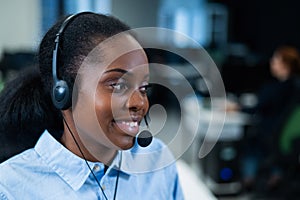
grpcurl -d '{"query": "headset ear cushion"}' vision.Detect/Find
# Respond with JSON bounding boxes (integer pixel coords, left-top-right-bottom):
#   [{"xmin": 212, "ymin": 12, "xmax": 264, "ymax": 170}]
[{"xmin": 52, "ymin": 80, "xmax": 71, "ymax": 110}]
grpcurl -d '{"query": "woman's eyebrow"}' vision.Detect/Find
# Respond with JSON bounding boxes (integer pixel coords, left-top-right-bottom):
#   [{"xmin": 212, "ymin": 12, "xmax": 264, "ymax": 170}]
[
  {"xmin": 104, "ymin": 68, "xmax": 149, "ymax": 79},
  {"xmin": 104, "ymin": 68, "xmax": 130, "ymax": 75}
]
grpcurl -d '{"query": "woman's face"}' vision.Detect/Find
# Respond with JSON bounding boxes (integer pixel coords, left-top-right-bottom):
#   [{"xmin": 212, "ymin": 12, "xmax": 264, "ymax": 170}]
[
  {"xmin": 270, "ymin": 55, "xmax": 290, "ymax": 80},
  {"xmin": 72, "ymin": 34, "xmax": 149, "ymax": 152}
]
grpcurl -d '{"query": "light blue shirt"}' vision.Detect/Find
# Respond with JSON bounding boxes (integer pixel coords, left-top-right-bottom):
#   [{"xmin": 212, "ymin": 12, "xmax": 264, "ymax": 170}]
[{"xmin": 0, "ymin": 130, "xmax": 184, "ymax": 200}]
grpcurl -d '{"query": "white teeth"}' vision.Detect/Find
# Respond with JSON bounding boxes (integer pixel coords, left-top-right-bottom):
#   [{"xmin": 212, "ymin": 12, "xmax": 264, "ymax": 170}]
[
  {"xmin": 130, "ymin": 122, "xmax": 136, "ymax": 127},
  {"xmin": 120, "ymin": 121, "xmax": 138, "ymax": 127}
]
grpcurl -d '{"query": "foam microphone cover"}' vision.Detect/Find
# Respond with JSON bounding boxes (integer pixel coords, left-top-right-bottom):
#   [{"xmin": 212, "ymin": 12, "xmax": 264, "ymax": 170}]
[{"xmin": 137, "ymin": 130, "xmax": 153, "ymax": 147}]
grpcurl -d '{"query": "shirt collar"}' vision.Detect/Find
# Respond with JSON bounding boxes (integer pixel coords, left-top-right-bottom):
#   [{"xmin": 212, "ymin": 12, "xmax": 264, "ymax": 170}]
[{"xmin": 35, "ymin": 131, "xmax": 133, "ymax": 190}]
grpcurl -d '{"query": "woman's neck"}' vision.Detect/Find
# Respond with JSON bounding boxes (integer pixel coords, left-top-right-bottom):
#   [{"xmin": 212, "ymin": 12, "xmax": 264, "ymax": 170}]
[
  {"xmin": 60, "ymin": 130, "xmax": 117, "ymax": 164},
  {"xmin": 60, "ymin": 111, "xmax": 117, "ymax": 164}
]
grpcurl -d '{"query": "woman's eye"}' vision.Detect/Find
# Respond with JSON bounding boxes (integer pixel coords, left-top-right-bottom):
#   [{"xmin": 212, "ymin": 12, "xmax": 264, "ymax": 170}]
[
  {"xmin": 139, "ymin": 84, "xmax": 151, "ymax": 95},
  {"xmin": 111, "ymin": 82, "xmax": 128, "ymax": 93}
]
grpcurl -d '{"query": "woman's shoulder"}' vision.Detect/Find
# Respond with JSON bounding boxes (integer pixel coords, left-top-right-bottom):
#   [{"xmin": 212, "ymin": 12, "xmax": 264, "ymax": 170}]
[
  {"xmin": 121, "ymin": 137, "xmax": 177, "ymax": 173},
  {"xmin": 0, "ymin": 148, "xmax": 33, "ymax": 167},
  {"xmin": 0, "ymin": 148, "xmax": 43, "ymax": 184}
]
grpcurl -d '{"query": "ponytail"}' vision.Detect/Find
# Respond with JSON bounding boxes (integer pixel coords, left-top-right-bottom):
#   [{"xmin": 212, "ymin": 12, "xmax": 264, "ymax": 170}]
[{"xmin": 0, "ymin": 67, "xmax": 63, "ymax": 158}]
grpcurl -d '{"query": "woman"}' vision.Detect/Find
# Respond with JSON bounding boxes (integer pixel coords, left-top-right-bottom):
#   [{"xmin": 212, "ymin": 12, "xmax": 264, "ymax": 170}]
[
  {"xmin": 0, "ymin": 12, "xmax": 184, "ymax": 199},
  {"xmin": 227, "ymin": 46, "xmax": 300, "ymax": 191}
]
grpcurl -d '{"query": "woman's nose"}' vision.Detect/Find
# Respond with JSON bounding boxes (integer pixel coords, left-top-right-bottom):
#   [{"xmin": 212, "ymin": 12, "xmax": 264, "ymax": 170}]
[{"xmin": 126, "ymin": 89, "xmax": 148, "ymax": 111}]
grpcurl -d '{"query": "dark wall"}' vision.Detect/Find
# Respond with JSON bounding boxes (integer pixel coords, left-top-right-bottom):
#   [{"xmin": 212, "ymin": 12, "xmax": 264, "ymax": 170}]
[{"xmin": 213, "ymin": 0, "xmax": 300, "ymax": 58}]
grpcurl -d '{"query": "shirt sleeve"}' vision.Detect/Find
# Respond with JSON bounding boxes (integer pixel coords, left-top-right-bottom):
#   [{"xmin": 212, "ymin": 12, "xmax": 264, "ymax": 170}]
[
  {"xmin": 174, "ymin": 173, "xmax": 185, "ymax": 200},
  {"xmin": 171, "ymin": 163, "xmax": 185, "ymax": 200},
  {"xmin": 0, "ymin": 184, "xmax": 14, "ymax": 200}
]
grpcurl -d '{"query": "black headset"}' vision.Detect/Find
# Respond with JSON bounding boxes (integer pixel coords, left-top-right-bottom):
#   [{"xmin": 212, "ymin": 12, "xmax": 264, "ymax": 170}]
[{"xmin": 51, "ymin": 12, "xmax": 94, "ymax": 110}]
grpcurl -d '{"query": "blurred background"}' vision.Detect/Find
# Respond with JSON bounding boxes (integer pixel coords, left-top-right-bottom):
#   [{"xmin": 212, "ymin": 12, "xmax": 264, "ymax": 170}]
[{"xmin": 1, "ymin": 0, "xmax": 300, "ymax": 199}]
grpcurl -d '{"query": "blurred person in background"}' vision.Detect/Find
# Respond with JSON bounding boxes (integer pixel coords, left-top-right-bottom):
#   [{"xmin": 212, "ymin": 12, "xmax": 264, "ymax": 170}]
[{"xmin": 227, "ymin": 45, "xmax": 300, "ymax": 191}]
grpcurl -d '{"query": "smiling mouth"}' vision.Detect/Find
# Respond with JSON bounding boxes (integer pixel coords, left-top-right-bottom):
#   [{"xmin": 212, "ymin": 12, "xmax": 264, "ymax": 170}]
[
  {"xmin": 113, "ymin": 120, "xmax": 140, "ymax": 135},
  {"xmin": 122, "ymin": 121, "xmax": 138, "ymax": 127}
]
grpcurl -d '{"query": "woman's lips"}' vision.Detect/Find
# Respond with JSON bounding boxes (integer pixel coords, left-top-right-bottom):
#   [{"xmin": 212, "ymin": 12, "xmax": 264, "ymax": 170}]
[{"xmin": 114, "ymin": 120, "xmax": 140, "ymax": 135}]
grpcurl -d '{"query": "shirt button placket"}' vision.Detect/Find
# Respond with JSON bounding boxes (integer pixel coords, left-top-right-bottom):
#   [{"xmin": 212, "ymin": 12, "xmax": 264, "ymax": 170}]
[{"xmin": 93, "ymin": 165, "xmax": 100, "ymax": 172}]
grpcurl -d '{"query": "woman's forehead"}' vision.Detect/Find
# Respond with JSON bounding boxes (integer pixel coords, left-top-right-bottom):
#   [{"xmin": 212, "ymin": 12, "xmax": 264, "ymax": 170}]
[
  {"xmin": 101, "ymin": 34, "xmax": 145, "ymax": 63},
  {"xmin": 107, "ymin": 49, "xmax": 148, "ymax": 69},
  {"xmin": 76, "ymin": 35, "xmax": 148, "ymax": 88},
  {"xmin": 83, "ymin": 33, "xmax": 145, "ymax": 68}
]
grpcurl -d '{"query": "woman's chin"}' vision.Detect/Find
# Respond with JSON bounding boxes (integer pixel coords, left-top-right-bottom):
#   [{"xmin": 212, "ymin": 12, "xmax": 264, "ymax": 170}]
[{"xmin": 117, "ymin": 136, "xmax": 135, "ymax": 150}]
